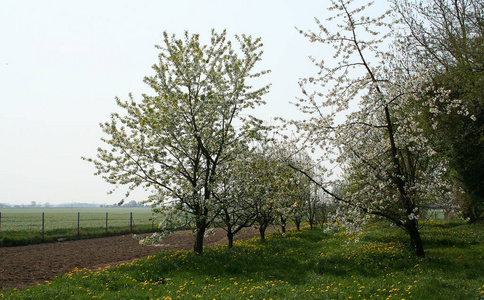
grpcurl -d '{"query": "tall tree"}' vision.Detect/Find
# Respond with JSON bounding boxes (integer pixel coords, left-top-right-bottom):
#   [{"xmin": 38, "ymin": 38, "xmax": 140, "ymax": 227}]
[
  {"xmin": 84, "ymin": 30, "xmax": 270, "ymax": 254},
  {"xmin": 392, "ymin": 0, "xmax": 484, "ymax": 222},
  {"xmin": 291, "ymin": 0, "xmax": 468, "ymax": 256}
]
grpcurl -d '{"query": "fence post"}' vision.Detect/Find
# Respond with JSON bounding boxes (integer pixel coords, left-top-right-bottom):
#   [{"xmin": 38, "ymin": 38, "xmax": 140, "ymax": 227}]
[
  {"xmin": 42, "ymin": 212, "xmax": 45, "ymax": 242},
  {"xmin": 106, "ymin": 212, "xmax": 108, "ymax": 235},
  {"xmin": 77, "ymin": 212, "xmax": 80, "ymax": 237},
  {"xmin": 130, "ymin": 212, "xmax": 133, "ymax": 232}
]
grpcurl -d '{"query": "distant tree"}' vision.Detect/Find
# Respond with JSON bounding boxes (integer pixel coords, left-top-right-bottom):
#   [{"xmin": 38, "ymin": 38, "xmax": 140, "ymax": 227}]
[
  {"xmin": 240, "ymin": 142, "xmax": 312, "ymax": 239},
  {"xmin": 124, "ymin": 200, "xmax": 140, "ymax": 207},
  {"xmin": 274, "ymin": 143, "xmax": 319, "ymax": 232},
  {"xmin": 213, "ymin": 147, "xmax": 257, "ymax": 248},
  {"xmin": 273, "ymin": 159, "xmax": 300, "ymax": 234},
  {"xmin": 234, "ymin": 145, "xmax": 294, "ymax": 242},
  {"xmin": 243, "ymin": 151, "xmax": 277, "ymax": 241},
  {"xmin": 84, "ymin": 30, "xmax": 269, "ymax": 254},
  {"xmin": 287, "ymin": 149, "xmax": 322, "ymax": 230}
]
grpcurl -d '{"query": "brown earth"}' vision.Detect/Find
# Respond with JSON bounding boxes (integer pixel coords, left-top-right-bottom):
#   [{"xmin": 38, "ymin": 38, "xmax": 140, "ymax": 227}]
[{"xmin": 0, "ymin": 226, "xmax": 281, "ymax": 290}]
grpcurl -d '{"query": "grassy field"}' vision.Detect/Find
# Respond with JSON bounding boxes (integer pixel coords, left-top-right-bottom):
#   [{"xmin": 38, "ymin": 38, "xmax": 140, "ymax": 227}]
[
  {"xmin": 0, "ymin": 207, "xmax": 159, "ymax": 246},
  {"xmin": 1, "ymin": 220, "xmax": 482, "ymax": 299}
]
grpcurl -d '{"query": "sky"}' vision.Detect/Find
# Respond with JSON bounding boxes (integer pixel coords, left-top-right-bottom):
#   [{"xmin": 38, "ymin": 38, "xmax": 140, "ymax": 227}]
[{"xmin": 0, "ymin": 0, "xmax": 388, "ymax": 206}]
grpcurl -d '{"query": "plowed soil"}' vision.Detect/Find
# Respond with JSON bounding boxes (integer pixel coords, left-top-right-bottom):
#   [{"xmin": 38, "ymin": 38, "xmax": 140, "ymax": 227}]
[{"xmin": 0, "ymin": 227, "xmax": 277, "ymax": 290}]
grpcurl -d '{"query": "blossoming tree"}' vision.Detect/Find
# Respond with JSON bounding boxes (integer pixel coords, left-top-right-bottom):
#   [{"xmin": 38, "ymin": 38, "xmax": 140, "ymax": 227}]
[
  {"xmin": 212, "ymin": 146, "xmax": 258, "ymax": 248},
  {"xmin": 291, "ymin": 0, "xmax": 472, "ymax": 257},
  {"xmin": 392, "ymin": 0, "xmax": 484, "ymax": 222},
  {"xmin": 84, "ymin": 30, "xmax": 269, "ymax": 254}
]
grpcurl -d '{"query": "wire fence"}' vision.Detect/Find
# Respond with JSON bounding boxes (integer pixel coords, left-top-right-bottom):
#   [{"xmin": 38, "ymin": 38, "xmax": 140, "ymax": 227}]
[{"xmin": 0, "ymin": 208, "xmax": 159, "ymax": 246}]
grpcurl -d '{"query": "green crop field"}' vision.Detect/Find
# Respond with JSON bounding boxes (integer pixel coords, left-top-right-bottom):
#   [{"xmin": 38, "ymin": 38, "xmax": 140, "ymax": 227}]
[{"xmin": 0, "ymin": 207, "xmax": 160, "ymax": 246}]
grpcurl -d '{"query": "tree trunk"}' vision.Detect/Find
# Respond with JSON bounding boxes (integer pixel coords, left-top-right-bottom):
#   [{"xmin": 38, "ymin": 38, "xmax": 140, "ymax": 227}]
[
  {"xmin": 227, "ymin": 231, "xmax": 234, "ymax": 249},
  {"xmin": 407, "ymin": 221, "xmax": 425, "ymax": 257},
  {"xmin": 194, "ymin": 219, "xmax": 207, "ymax": 254},
  {"xmin": 280, "ymin": 216, "xmax": 286, "ymax": 234},
  {"xmin": 259, "ymin": 224, "xmax": 267, "ymax": 242},
  {"xmin": 295, "ymin": 220, "xmax": 301, "ymax": 231},
  {"xmin": 384, "ymin": 104, "xmax": 425, "ymax": 257}
]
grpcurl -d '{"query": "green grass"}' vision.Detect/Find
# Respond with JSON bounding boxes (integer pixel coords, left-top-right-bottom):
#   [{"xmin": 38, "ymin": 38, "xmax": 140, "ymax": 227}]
[
  {"xmin": 0, "ymin": 207, "xmax": 158, "ymax": 246},
  {"xmin": 1, "ymin": 221, "xmax": 483, "ymax": 299}
]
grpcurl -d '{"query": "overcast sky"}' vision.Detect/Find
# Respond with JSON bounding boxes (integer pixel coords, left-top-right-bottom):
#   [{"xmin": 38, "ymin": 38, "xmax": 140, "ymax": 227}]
[{"xmin": 0, "ymin": 0, "xmax": 388, "ymax": 206}]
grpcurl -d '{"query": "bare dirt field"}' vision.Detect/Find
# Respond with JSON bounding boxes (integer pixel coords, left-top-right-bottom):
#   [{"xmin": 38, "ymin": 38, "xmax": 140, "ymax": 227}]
[{"xmin": 0, "ymin": 227, "xmax": 278, "ymax": 290}]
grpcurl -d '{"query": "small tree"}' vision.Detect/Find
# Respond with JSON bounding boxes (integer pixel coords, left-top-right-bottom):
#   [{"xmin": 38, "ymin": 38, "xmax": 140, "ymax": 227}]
[
  {"xmin": 213, "ymin": 150, "xmax": 257, "ymax": 248},
  {"xmin": 245, "ymin": 152, "xmax": 277, "ymax": 242},
  {"xmin": 273, "ymin": 160, "xmax": 301, "ymax": 234},
  {"xmin": 233, "ymin": 145, "xmax": 296, "ymax": 242},
  {"xmin": 276, "ymin": 143, "xmax": 320, "ymax": 231},
  {"xmin": 84, "ymin": 30, "xmax": 269, "ymax": 254},
  {"xmin": 292, "ymin": 151, "xmax": 323, "ymax": 230}
]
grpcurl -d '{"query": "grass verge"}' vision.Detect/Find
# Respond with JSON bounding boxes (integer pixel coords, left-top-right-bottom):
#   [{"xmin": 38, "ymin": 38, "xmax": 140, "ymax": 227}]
[{"xmin": 1, "ymin": 220, "xmax": 483, "ymax": 299}]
